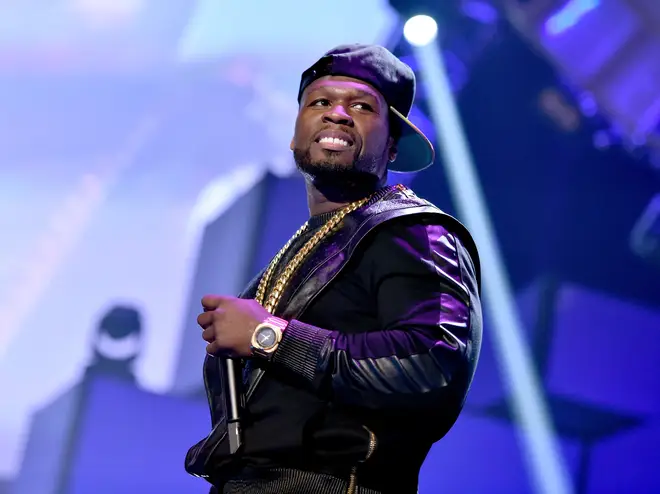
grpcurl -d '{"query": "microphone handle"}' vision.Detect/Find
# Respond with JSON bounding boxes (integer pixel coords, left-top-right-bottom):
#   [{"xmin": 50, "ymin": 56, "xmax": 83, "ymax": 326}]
[{"xmin": 223, "ymin": 357, "xmax": 243, "ymax": 454}]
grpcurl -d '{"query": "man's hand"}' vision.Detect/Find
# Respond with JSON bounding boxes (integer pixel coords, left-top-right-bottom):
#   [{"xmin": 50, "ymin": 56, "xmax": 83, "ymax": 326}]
[{"xmin": 197, "ymin": 296, "xmax": 271, "ymax": 357}]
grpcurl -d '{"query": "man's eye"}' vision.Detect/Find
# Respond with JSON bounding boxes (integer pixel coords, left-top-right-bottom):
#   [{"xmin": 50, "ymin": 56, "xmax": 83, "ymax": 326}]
[
  {"xmin": 310, "ymin": 98, "xmax": 330, "ymax": 107},
  {"xmin": 353, "ymin": 102, "xmax": 373, "ymax": 111}
]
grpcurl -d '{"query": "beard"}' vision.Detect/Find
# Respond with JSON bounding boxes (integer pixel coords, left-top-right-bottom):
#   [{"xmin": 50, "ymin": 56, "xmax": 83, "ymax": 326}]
[{"xmin": 293, "ymin": 147, "xmax": 387, "ymax": 203}]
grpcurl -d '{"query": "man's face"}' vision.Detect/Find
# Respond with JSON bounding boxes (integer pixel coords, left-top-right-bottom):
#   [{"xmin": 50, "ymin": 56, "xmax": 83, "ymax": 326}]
[{"xmin": 290, "ymin": 75, "xmax": 395, "ymax": 182}]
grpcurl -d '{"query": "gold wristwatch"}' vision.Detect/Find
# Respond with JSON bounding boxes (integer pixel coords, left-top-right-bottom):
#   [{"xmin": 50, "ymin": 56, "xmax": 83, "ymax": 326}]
[{"xmin": 250, "ymin": 316, "xmax": 288, "ymax": 359}]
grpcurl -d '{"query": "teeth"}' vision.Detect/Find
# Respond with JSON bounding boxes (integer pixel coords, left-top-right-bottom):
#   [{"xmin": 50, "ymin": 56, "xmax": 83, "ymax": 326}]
[{"xmin": 319, "ymin": 137, "xmax": 349, "ymax": 147}]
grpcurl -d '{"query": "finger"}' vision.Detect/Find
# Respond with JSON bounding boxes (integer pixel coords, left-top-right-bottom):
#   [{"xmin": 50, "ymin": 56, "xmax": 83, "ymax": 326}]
[
  {"xmin": 201, "ymin": 295, "xmax": 230, "ymax": 311},
  {"xmin": 206, "ymin": 341, "xmax": 222, "ymax": 356},
  {"xmin": 201, "ymin": 327, "xmax": 215, "ymax": 343},
  {"xmin": 197, "ymin": 311, "xmax": 214, "ymax": 329},
  {"xmin": 197, "ymin": 308, "xmax": 226, "ymax": 329}
]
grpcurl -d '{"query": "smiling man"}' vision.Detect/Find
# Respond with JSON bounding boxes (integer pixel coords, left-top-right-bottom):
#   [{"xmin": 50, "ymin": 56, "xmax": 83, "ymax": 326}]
[{"xmin": 186, "ymin": 44, "xmax": 483, "ymax": 494}]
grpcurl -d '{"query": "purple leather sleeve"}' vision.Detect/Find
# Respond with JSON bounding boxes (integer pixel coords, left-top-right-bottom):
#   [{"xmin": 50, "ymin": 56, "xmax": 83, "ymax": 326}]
[{"xmin": 272, "ymin": 220, "xmax": 481, "ymax": 409}]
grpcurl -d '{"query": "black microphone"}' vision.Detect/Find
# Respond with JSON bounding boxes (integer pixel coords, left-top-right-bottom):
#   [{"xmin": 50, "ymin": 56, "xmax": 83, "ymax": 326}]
[{"xmin": 222, "ymin": 357, "xmax": 243, "ymax": 454}]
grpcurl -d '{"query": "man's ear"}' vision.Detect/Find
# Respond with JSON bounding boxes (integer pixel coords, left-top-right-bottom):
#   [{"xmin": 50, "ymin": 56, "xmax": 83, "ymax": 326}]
[
  {"xmin": 388, "ymin": 137, "xmax": 398, "ymax": 162},
  {"xmin": 290, "ymin": 138, "xmax": 294, "ymax": 151}
]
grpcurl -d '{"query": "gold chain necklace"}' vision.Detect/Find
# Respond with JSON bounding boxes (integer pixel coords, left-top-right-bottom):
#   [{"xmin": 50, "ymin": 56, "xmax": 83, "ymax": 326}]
[{"xmin": 255, "ymin": 189, "xmax": 388, "ymax": 314}]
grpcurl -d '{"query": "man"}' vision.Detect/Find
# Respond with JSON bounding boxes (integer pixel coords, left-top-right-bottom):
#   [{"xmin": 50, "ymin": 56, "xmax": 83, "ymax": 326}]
[{"xmin": 186, "ymin": 44, "xmax": 482, "ymax": 494}]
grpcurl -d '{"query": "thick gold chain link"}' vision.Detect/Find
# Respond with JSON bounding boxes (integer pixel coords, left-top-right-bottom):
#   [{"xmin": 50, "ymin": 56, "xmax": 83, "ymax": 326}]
[{"xmin": 255, "ymin": 187, "xmax": 397, "ymax": 314}]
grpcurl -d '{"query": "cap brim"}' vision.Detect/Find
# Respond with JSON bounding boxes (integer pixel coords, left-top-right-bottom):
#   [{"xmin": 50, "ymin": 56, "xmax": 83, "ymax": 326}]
[{"xmin": 388, "ymin": 106, "xmax": 435, "ymax": 173}]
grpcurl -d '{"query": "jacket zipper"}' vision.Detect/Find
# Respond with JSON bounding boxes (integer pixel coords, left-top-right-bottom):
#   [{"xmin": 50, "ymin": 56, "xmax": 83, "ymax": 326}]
[{"xmin": 346, "ymin": 427, "xmax": 377, "ymax": 494}]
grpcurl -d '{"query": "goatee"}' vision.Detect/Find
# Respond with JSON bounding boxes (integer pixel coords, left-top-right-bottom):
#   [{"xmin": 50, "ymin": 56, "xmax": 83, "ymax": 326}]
[{"xmin": 293, "ymin": 148, "xmax": 386, "ymax": 203}]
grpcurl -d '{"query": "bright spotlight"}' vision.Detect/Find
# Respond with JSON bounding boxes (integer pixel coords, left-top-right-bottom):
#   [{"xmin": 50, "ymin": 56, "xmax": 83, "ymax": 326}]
[{"xmin": 403, "ymin": 15, "xmax": 438, "ymax": 47}]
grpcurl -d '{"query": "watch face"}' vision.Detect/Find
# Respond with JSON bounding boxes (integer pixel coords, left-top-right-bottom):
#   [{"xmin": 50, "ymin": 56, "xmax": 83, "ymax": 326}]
[{"xmin": 256, "ymin": 327, "xmax": 277, "ymax": 349}]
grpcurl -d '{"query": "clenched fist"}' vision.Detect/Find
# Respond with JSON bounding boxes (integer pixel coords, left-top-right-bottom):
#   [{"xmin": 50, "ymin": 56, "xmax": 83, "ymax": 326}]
[{"xmin": 197, "ymin": 295, "xmax": 271, "ymax": 357}]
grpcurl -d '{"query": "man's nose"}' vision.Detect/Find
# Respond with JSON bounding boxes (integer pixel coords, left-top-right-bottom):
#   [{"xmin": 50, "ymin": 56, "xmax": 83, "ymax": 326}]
[{"xmin": 322, "ymin": 105, "xmax": 353, "ymax": 126}]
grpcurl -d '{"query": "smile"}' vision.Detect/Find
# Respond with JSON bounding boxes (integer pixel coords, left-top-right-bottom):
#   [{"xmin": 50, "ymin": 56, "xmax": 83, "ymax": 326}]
[
  {"xmin": 314, "ymin": 129, "xmax": 355, "ymax": 151},
  {"xmin": 318, "ymin": 136, "xmax": 351, "ymax": 149}
]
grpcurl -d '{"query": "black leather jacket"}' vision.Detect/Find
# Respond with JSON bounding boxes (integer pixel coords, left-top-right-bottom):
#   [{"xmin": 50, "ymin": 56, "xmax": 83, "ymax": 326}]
[{"xmin": 186, "ymin": 186, "xmax": 482, "ymax": 492}]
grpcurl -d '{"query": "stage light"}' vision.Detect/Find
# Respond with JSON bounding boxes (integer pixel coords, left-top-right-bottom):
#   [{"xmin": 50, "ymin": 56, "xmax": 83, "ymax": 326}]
[
  {"xmin": 87, "ymin": 305, "xmax": 143, "ymax": 381},
  {"xmin": 403, "ymin": 15, "xmax": 438, "ymax": 47}
]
